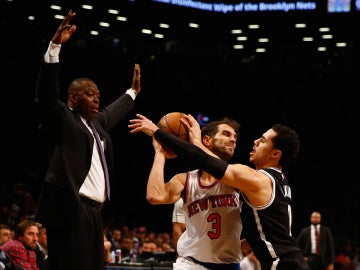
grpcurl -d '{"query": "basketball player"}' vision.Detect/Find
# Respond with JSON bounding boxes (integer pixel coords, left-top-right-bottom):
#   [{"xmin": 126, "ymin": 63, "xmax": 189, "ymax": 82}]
[
  {"xmin": 137, "ymin": 117, "xmax": 242, "ymax": 270},
  {"xmin": 129, "ymin": 113, "xmax": 308, "ymax": 270},
  {"xmin": 171, "ymin": 198, "xmax": 186, "ymax": 254}
]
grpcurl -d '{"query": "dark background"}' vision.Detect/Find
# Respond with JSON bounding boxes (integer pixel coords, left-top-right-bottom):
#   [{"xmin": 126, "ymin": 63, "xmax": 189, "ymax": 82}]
[{"xmin": 2, "ymin": 0, "xmax": 359, "ymax": 244}]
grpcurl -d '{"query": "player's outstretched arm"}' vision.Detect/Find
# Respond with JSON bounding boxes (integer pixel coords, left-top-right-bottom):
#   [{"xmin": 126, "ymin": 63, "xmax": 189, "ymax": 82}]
[
  {"xmin": 129, "ymin": 113, "xmax": 228, "ymax": 180},
  {"xmin": 128, "ymin": 114, "xmax": 159, "ymax": 136}
]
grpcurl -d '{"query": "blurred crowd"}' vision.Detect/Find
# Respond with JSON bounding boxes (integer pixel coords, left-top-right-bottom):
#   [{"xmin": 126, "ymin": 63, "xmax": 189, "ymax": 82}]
[{"xmin": 1, "ymin": 181, "xmax": 360, "ymax": 270}]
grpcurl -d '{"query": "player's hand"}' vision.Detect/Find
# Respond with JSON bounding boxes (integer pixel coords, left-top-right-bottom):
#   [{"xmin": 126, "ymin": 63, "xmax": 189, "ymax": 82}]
[
  {"xmin": 129, "ymin": 114, "xmax": 159, "ymax": 136},
  {"xmin": 181, "ymin": 114, "xmax": 202, "ymax": 146},
  {"xmin": 51, "ymin": 10, "xmax": 77, "ymax": 45}
]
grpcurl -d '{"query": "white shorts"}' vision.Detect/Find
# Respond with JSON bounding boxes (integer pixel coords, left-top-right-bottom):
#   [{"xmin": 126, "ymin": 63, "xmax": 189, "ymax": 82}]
[{"xmin": 173, "ymin": 256, "xmax": 210, "ymax": 270}]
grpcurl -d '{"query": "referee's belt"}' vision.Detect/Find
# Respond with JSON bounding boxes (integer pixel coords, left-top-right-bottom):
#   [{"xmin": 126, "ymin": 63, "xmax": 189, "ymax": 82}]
[{"xmin": 80, "ymin": 196, "xmax": 104, "ymax": 211}]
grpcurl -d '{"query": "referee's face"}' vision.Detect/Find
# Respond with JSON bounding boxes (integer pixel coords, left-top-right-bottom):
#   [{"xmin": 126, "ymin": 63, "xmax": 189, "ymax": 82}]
[{"xmin": 310, "ymin": 212, "xmax": 321, "ymax": 225}]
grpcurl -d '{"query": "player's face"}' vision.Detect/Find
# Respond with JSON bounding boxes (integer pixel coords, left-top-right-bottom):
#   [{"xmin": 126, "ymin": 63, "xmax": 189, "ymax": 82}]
[
  {"xmin": 209, "ymin": 124, "xmax": 237, "ymax": 161},
  {"xmin": 250, "ymin": 128, "xmax": 278, "ymax": 168}
]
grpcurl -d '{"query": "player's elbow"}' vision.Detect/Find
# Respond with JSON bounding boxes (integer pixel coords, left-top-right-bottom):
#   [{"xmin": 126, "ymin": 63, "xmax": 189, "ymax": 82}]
[{"xmin": 146, "ymin": 194, "xmax": 162, "ymax": 205}]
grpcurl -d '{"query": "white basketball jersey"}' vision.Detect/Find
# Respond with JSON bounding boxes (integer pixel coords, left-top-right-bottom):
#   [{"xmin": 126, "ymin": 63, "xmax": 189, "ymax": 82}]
[{"xmin": 177, "ymin": 169, "xmax": 242, "ymax": 263}]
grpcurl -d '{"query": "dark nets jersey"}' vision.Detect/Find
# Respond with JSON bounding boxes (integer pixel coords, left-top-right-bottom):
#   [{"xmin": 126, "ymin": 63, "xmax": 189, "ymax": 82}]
[{"xmin": 240, "ymin": 167, "xmax": 308, "ymax": 270}]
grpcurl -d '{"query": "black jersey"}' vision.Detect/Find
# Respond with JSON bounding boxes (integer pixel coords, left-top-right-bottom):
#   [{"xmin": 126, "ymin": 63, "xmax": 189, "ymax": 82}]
[{"xmin": 240, "ymin": 167, "xmax": 308, "ymax": 270}]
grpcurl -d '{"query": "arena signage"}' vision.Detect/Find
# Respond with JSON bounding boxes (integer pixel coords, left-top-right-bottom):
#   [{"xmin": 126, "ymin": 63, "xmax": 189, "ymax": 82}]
[{"xmin": 152, "ymin": 0, "xmax": 317, "ymax": 13}]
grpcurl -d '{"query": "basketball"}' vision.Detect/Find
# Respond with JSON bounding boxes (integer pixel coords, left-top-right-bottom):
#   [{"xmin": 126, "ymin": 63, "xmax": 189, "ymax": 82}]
[{"xmin": 157, "ymin": 112, "xmax": 189, "ymax": 142}]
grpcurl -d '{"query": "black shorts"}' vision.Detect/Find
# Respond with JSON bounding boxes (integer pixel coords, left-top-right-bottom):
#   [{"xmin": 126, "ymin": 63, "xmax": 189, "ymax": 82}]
[{"xmin": 261, "ymin": 252, "xmax": 309, "ymax": 270}]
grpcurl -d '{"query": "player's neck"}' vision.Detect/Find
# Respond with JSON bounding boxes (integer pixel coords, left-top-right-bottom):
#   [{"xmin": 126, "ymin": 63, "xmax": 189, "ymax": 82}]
[{"xmin": 200, "ymin": 171, "xmax": 218, "ymax": 185}]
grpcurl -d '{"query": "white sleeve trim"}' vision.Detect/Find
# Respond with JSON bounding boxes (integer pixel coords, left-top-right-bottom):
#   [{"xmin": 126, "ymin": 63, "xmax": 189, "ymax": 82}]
[
  {"xmin": 125, "ymin": 88, "xmax": 137, "ymax": 100},
  {"xmin": 44, "ymin": 41, "xmax": 61, "ymax": 63}
]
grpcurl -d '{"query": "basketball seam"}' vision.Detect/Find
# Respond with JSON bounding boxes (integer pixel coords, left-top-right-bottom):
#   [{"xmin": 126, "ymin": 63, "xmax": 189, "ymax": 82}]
[
  {"xmin": 165, "ymin": 113, "xmax": 182, "ymax": 136},
  {"xmin": 161, "ymin": 112, "xmax": 188, "ymax": 140}
]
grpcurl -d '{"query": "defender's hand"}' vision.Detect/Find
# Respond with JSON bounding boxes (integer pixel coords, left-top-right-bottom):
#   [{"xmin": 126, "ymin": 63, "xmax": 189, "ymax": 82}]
[{"xmin": 51, "ymin": 10, "xmax": 77, "ymax": 45}]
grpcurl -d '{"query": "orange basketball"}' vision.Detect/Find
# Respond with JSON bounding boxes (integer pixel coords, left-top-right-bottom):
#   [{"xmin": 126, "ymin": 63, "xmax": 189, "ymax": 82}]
[{"xmin": 157, "ymin": 112, "xmax": 189, "ymax": 142}]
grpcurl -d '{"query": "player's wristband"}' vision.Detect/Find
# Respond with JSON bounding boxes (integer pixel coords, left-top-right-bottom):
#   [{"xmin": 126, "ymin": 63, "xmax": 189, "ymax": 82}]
[{"xmin": 154, "ymin": 129, "xmax": 228, "ymax": 180}]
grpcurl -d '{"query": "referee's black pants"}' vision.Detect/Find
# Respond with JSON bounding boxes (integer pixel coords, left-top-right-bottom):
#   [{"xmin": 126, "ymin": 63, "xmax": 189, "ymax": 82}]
[{"xmin": 47, "ymin": 198, "xmax": 105, "ymax": 270}]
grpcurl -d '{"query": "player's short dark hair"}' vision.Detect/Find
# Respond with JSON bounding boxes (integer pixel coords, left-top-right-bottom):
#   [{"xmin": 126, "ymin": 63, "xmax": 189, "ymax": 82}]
[
  {"xmin": 201, "ymin": 117, "xmax": 240, "ymax": 138},
  {"xmin": 271, "ymin": 124, "xmax": 300, "ymax": 168}
]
